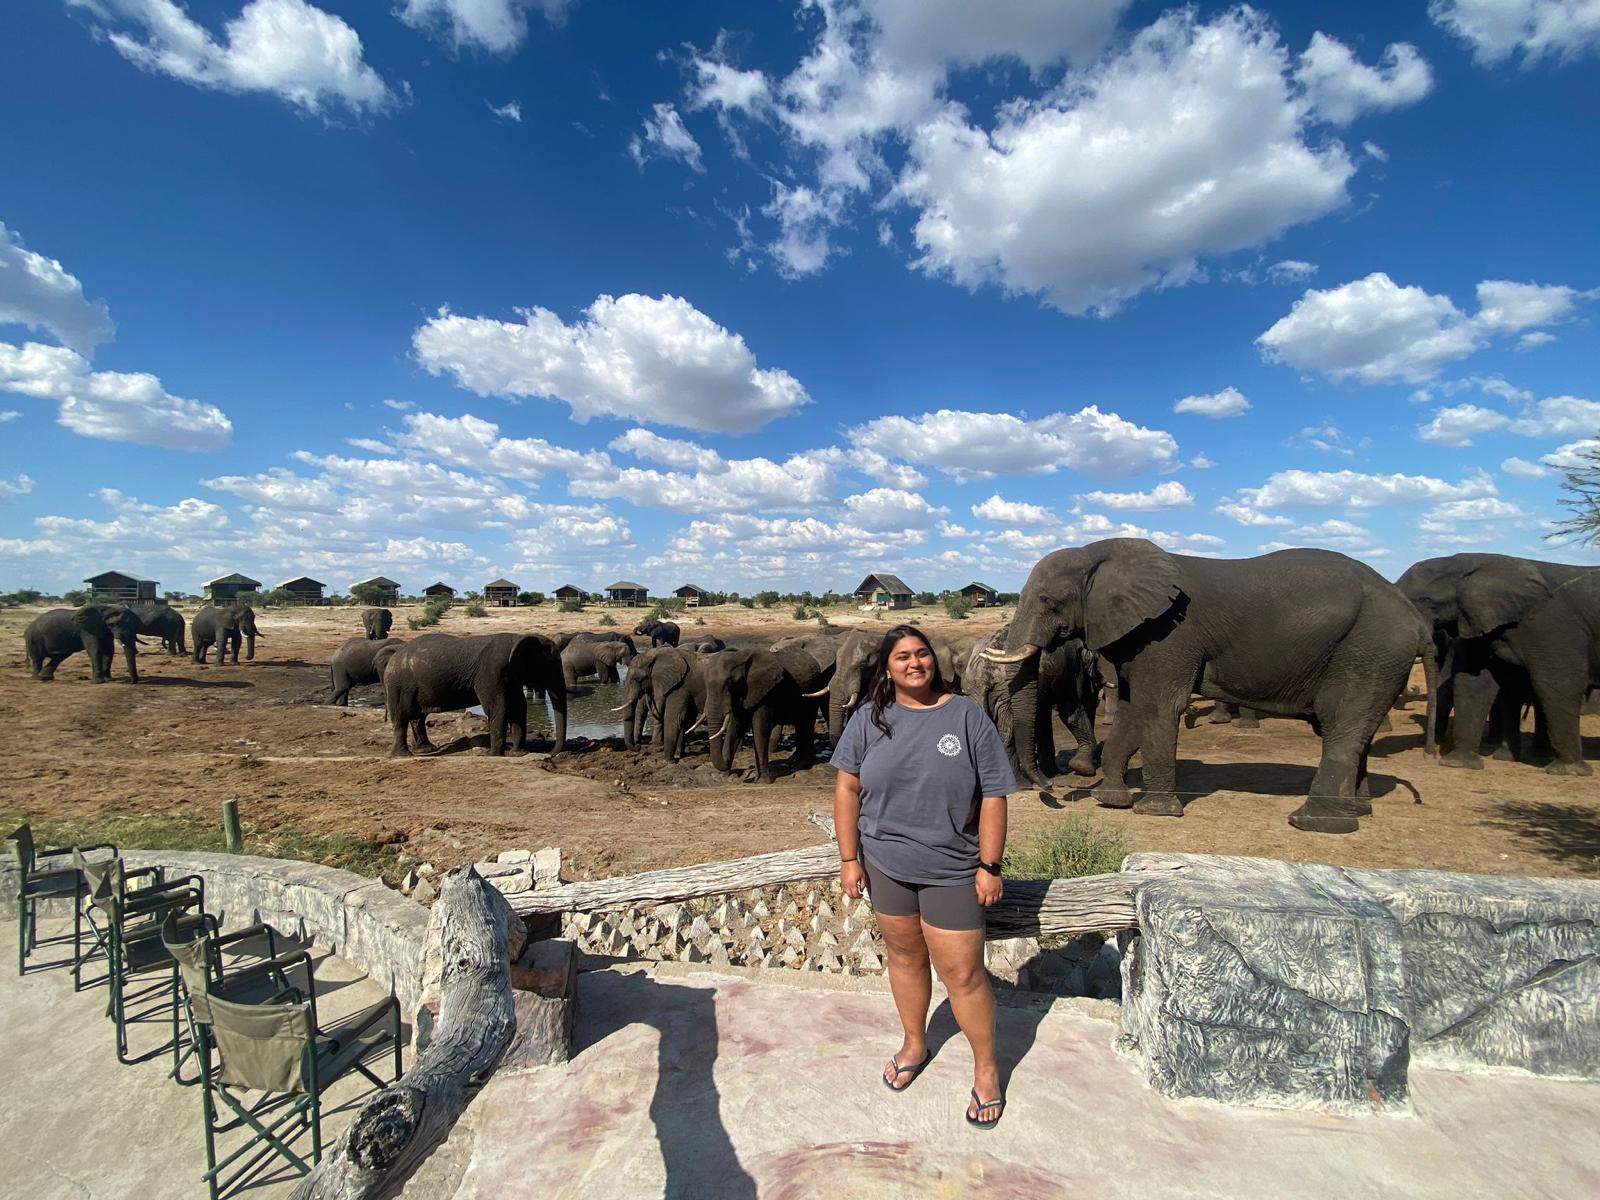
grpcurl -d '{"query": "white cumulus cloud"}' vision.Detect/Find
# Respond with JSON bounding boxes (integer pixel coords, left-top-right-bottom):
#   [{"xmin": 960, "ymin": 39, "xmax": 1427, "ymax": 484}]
[
  {"xmin": 1294, "ymin": 32, "xmax": 1433, "ymax": 124},
  {"xmin": 0, "ymin": 222, "xmax": 115, "ymax": 355},
  {"xmin": 629, "ymin": 104, "xmax": 705, "ymax": 172},
  {"xmin": 1417, "ymin": 403, "xmax": 1511, "ymax": 446},
  {"xmin": 412, "ymin": 293, "xmax": 809, "ymax": 434},
  {"xmin": 1430, "ymin": 0, "xmax": 1600, "ymax": 67},
  {"xmin": 0, "ymin": 340, "xmax": 231, "ymax": 451},
  {"xmin": 971, "ymin": 494, "xmax": 1057, "ymax": 526},
  {"xmin": 1224, "ymin": 467, "xmax": 1498, "ymax": 517},
  {"xmin": 1173, "ymin": 387, "xmax": 1251, "ymax": 419},
  {"xmin": 610, "ymin": 428, "xmax": 725, "ymax": 473},
  {"xmin": 841, "ymin": 487, "xmax": 946, "ymax": 531},
  {"xmin": 1077, "ymin": 481, "xmax": 1195, "ymax": 511},
  {"xmin": 75, "ymin": 0, "xmax": 396, "ymax": 115},
  {"xmin": 0, "ymin": 474, "xmax": 35, "ymax": 502},
  {"xmin": 1501, "ymin": 456, "xmax": 1549, "ymax": 478},
  {"xmin": 395, "ymin": 0, "xmax": 570, "ymax": 55}
]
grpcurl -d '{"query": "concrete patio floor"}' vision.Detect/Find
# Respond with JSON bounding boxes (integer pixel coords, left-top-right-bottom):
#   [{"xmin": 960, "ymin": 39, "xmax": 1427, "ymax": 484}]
[
  {"xmin": 6, "ymin": 928, "xmax": 1600, "ymax": 1200},
  {"xmin": 0, "ymin": 917, "xmax": 403, "ymax": 1200},
  {"xmin": 427, "ymin": 962, "xmax": 1600, "ymax": 1200}
]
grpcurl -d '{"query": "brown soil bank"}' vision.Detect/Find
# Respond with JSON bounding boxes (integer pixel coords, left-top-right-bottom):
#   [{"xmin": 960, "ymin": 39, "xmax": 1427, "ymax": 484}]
[{"xmin": 3, "ymin": 602, "xmax": 1596, "ymax": 882}]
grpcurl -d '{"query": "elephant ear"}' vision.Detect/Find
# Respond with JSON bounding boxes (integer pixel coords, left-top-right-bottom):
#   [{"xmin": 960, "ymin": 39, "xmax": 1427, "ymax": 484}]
[
  {"xmin": 1083, "ymin": 540, "xmax": 1183, "ymax": 651},
  {"xmin": 744, "ymin": 653, "xmax": 787, "ymax": 708},
  {"xmin": 1458, "ymin": 559, "xmax": 1551, "ymax": 638},
  {"xmin": 929, "ymin": 636, "xmax": 959, "ymax": 686},
  {"xmin": 507, "ymin": 634, "xmax": 544, "ymax": 679},
  {"xmin": 654, "ymin": 648, "xmax": 689, "ymax": 694}
]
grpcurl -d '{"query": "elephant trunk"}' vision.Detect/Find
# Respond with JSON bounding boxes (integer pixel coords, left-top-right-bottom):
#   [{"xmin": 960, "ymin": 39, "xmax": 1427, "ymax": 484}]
[
  {"xmin": 548, "ymin": 674, "xmax": 567, "ymax": 752},
  {"xmin": 1007, "ymin": 659, "xmax": 1050, "ymax": 789},
  {"xmin": 246, "ymin": 633, "xmax": 256, "ymax": 661},
  {"xmin": 121, "ymin": 638, "xmax": 139, "ymax": 684},
  {"xmin": 708, "ymin": 709, "xmax": 734, "ymax": 772},
  {"xmin": 1420, "ymin": 633, "xmax": 1439, "ymax": 760}
]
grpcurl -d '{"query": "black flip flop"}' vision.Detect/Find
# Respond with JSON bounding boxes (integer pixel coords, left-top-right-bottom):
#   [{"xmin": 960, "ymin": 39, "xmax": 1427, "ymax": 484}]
[
  {"xmin": 966, "ymin": 1088, "xmax": 1005, "ymax": 1129},
  {"xmin": 882, "ymin": 1053, "xmax": 928, "ymax": 1092}
]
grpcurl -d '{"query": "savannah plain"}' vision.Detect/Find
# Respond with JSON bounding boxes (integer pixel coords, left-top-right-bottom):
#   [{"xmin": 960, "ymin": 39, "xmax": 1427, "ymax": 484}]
[{"xmin": 3, "ymin": 601, "xmax": 1597, "ymax": 884}]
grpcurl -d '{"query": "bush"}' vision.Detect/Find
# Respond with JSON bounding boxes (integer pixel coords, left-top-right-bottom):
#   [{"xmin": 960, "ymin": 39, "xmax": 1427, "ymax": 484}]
[
  {"xmin": 408, "ymin": 597, "xmax": 451, "ymax": 630},
  {"xmin": 694, "ymin": 616, "xmax": 706, "ymax": 625},
  {"xmin": 519, "ymin": 591, "xmax": 545, "ymax": 606},
  {"xmin": 464, "ymin": 600, "xmax": 487, "ymax": 618},
  {"xmin": 943, "ymin": 594, "xmax": 973, "ymax": 620},
  {"xmin": 792, "ymin": 604, "xmax": 810, "ymax": 620},
  {"xmin": 757, "ymin": 591, "xmax": 780, "ymax": 608},
  {"xmin": 64, "ymin": 590, "xmax": 89, "ymax": 606},
  {"xmin": 350, "ymin": 582, "xmax": 384, "ymax": 607},
  {"xmin": 1003, "ymin": 816, "xmax": 1130, "ymax": 881},
  {"xmin": 739, "ymin": 597, "xmax": 756, "ymax": 609},
  {"xmin": 597, "ymin": 614, "xmax": 616, "ymax": 627},
  {"xmin": 914, "ymin": 591, "xmax": 937, "ymax": 606},
  {"xmin": 0, "ymin": 589, "xmax": 42, "ymax": 607},
  {"xmin": 815, "ymin": 613, "xmax": 830, "ymax": 626},
  {"xmin": 558, "ymin": 598, "xmax": 583, "ymax": 613}
]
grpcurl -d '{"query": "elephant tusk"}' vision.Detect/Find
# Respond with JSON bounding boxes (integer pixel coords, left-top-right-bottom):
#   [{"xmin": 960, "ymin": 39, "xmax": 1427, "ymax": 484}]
[
  {"xmin": 801, "ymin": 686, "xmax": 830, "ymax": 698},
  {"xmin": 609, "ymin": 703, "xmax": 631, "ymax": 713},
  {"xmin": 707, "ymin": 715, "xmax": 731, "ymax": 741},
  {"xmin": 980, "ymin": 642, "xmax": 1040, "ymax": 664},
  {"xmin": 684, "ymin": 712, "xmax": 705, "ymax": 734},
  {"xmin": 843, "ymin": 691, "xmax": 859, "ymax": 711}
]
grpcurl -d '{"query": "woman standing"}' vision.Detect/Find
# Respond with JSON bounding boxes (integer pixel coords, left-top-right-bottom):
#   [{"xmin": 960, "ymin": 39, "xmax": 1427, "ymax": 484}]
[{"xmin": 831, "ymin": 624, "xmax": 1016, "ymax": 1128}]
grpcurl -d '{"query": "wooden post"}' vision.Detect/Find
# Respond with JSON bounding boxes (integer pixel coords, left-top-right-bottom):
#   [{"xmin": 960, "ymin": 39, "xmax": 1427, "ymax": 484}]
[{"xmin": 222, "ymin": 799, "xmax": 242, "ymax": 853}]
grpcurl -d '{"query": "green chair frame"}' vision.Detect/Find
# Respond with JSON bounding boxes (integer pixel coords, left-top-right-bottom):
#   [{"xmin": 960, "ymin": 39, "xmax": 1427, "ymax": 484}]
[
  {"xmin": 7, "ymin": 823, "xmax": 115, "ymax": 978},
  {"xmin": 186, "ymin": 952, "xmax": 403, "ymax": 1200}
]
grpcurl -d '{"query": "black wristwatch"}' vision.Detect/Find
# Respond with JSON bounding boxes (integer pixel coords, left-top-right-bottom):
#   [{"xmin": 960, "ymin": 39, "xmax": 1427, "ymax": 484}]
[{"xmin": 978, "ymin": 860, "xmax": 1002, "ymax": 876}]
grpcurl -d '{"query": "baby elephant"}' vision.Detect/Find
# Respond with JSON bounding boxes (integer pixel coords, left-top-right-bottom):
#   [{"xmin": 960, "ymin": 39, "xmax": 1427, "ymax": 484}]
[
  {"xmin": 329, "ymin": 637, "xmax": 405, "ymax": 706},
  {"xmin": 362, "ymin": 608, "xmax": 393, "ymax": 639},
  {"xmin": 634, "ymin": 618, "xmax": 680, "ymax": 647}
]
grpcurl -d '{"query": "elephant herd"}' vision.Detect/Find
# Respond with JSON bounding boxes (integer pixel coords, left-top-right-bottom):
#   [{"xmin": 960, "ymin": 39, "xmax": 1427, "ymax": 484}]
[{"xmin": 23, "ymin": 599, "xmax": 267, "ymax": 683}]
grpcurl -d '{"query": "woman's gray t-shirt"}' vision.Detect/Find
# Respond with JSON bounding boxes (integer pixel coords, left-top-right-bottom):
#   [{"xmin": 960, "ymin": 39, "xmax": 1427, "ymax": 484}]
[{"xmin": 830, "ymin": 695, "xmax": 1016, "ymax": 886}]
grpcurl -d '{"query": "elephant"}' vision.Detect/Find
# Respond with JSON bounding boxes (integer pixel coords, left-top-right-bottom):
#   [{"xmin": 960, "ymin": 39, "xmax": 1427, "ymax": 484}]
[
  {"xmin": 1207, "ymin": 701, "xmax": 1260, "ymax": 728},
  {"xmin": 690, "ymin": 636, "xmax": 726, "ymax": 653},
  {"xmin": 329, "ymin": 637, "xmax": 405, "ymax": 706},
  {"xmin": 555, "ymin": 631, "xmax": 638, "ymax": 656},
  {"xmin": 769, "ymin": 631, "xmax": 845, "ymax": 673},
  {"xmin": 133, "ymin": 603, "xmax": 186, "ymax": 655},
  {"xmin": 192, "ymin": 603, "xmax": 265, "ymax": 665},
  {"xmin": 362, "ymin": 608, "xmax": 394, "ymax": 640},
  {"xmin": 1398, "ymin": 553, "xmax": 1596, "ymax": 774},
  {"xmin": 634, "ymin": 618, "xmax": 681, "ymax": 647},
  {"xmin": 983, "ymin": 538, "xmax": 1435, "ymax": 833},
  {"xmin": 613, "ymin": 646, "xmax": 706, "ymax": 758},
  {"xmin": 384, "ymin": 632, "xmax": 566, "ymax": 757},
  {"xmin": 25, "ymin": 605, "xmax": 145, "ymax": 683},
  {"xmin": 562, "ymin": 639, "xmax": 633, "ymax": 688},
  {"xmin": 822, "ymin": 628, "xmax": 966, "ymax": 747},
  {"xmin": 964, "ymin": 625, "xmax": 1100, "ymax": 789},
  {"xmin": 701, "ymin": 648, "xmax": 827, "ymax": 781}
]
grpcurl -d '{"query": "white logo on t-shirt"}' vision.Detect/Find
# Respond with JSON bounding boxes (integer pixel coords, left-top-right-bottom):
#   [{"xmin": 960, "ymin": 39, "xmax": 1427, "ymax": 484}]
[{"xmin": 936, "ymin": 734, "xmax": 961, "ymax": 757}]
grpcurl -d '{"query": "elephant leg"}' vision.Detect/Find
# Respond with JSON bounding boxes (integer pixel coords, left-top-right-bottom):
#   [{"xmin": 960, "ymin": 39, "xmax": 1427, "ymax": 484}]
[
  {"xmin": 1094, "ymin": 701, "xmax": 1141, "ymax": 809},
  {"xmin": 1440, "ymin": 664, "xmax": 1496, "ymax": 769},
  {"xmin": 40, "ymin": 654, "xmax": 68, "ymax": 681},
  {"xmin": 506, "ymin": 691, "xmax": 529, "ymax": 754},
  {"xmin": 1530, "ymin": 664, "xmax": 1591, "ymax": 776},
  {"xmin": 1485, "ymin": 686, "xmax": 1522, "ymax": 761},
  {"xmin": 412, "ymin": 716, "xmax": 437, "ymax": 753},
  {"xmin": 1130, "ymin": 692, "xmax": 1186, "ymax": 818},
  {"xmin": 1061, "ymin": 699, "xmax": 1098, "ymax": 776},
  {"xmin": 1208, "ymin": 700, "xmax": 1236, "ymax": 725},
  {"xmin": 85, "ymin": 633, "xmax": 107, "ymax": 683},
  {"xmin": 1290, "ymin": 687, "xmax": 1369, "ymax": 833},
  {"xmin": 1584, "ymin": 688, "xmax": 1600, "ymax": 717},
  {"xmin": 1236, "ymin": 706, "xmax": 1260, "ymax": 729},
  {"xmin": 389, "ymin": 710, "xmax": 411, "ymax": 757},
  {"xmin": 332, "ymin": 673, "xmax": 350, "ymax": 706},
  {"xmin": 791, "ymin": 704, "xmax": 818, "ymax": 767},
  {"xmin": 1528, "ymin": 704, "xmax": 1554, "ymax": 762},
  {"xmin": 750, "ymin": 708, "xmax": 774, "ymax": 782}
]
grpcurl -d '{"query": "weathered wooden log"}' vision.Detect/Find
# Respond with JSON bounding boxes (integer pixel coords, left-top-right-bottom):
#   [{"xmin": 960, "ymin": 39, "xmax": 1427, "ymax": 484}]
[
  {"xmin": 509, "ymin": 808, "xmax": 1138, "ymax": 937},
  {"xmin": 291, "ymin": 866, "xmax": 516, "ymax": 1200}
]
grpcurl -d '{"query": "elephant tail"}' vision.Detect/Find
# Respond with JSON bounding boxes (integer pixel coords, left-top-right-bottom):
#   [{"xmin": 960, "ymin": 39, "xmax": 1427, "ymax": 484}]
[{"xmin": 1419, "ymin": 624, "xmax": 1439, "ymax": 761}]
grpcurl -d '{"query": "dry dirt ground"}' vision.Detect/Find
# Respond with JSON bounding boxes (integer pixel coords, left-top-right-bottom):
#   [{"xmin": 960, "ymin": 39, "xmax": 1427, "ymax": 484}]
[{"xmin": 3, "ymin": 602, "xmax": 1597, "ymax": 882}]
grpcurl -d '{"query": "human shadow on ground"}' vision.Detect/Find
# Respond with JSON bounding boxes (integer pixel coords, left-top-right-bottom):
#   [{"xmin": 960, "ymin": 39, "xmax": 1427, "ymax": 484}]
[
  {"xmin": 576, "ymin": 970, "xmax": 757, "ymax": 1200},
  {"xmin": 918, "ymin": 993, "xmax": 1050, "ymax": 1103},
  {"xmin": 1486, "ymin": 799, "xmax": 1600, "ymax": 873}
]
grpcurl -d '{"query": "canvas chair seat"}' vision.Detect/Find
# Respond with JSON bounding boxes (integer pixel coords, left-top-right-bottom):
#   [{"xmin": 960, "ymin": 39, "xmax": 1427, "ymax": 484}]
[
  {"xmin": 19, "ymin": 869, "xmax": 80, "ymax": 899},
  {"xmin": 313, "ymin": 1000, "xmax": 403, "ymax": 1081},
  {"xmin": 123, "ymin": 912, "xmax": 207, "ymax": 973}
]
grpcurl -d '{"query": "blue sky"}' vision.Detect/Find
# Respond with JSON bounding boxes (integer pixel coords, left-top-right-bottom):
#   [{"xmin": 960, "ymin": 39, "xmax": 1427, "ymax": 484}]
[{"xmin": 2, "ymin": 0, "xmax": 1597, "ymax": 596}]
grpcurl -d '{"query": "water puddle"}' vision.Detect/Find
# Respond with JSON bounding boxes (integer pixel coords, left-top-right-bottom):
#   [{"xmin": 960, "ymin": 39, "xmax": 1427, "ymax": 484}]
[{"xmin": 347, "ymin": 673, "xmax": 631, "ymax": 740}]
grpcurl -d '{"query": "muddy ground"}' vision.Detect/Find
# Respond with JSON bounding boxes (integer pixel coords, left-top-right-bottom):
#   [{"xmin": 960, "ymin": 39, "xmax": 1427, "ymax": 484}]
[{"xmin": 3, "ymin": 601, "xmax": 1597, "ymax": 881}]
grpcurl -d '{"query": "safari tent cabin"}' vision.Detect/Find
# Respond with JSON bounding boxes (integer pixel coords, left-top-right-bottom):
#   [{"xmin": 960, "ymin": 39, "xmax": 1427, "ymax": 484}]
[
  {"xmin": 553, "ymin": 584, "xmax": 585, "ymax": 603},
  {"xmin": 204, "ymin": 572, "xmax": 262, "ymax": 603},
  {"xmin": 353, "ymin": 576, "xmax": 401, "ymax": 607},
  {"xmin": 423, "ymin": 581, "xmax": 456, "ymax": 600},
  {"xmin": 484, "ymin": 579, "xmax": 519, "ymax": 607},
  {"xmin": 278, "ymin": 576, "xmax": 326, "ymax": 604},
  {"xmin": 605, "ymin": 581, "xmax": 649, "ymax": 606},
  {"xmin": 853, "ymin": 573, "xmax": 913, "ymax": 610},
  {"xmin": 84, "ymin": 571, "xmax": 157, "ymax": 604},
  {"xmin": 959, "ymin": 581, "xmax": 999, "ymax": 607},
  {"xmin": 674, "ymin": 583, "xmax": 711, "ymax": 607}
]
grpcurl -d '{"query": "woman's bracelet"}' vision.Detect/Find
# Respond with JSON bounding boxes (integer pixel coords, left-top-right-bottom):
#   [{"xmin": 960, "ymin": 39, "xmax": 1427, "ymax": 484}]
[{"xmin": 839, "ymin": 855, "xmax": 858, "ymax": 864}]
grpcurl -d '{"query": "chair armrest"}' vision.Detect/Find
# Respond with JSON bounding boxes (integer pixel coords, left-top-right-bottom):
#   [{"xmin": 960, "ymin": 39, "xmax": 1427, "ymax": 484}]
[
  {"xmin": 122, "ymin": 866, "xmax": 166, "ymax": 886},
  {"xmin": 125, "ymin": 874, "xmax": 202, "ymax": 903},
  {"xmin": 316, "ymin": 994, "xmax": 399, "ymax": 1053},
  {"xmin": 225, "ymin": 950, "xmax": 314, "ymax": 995},
  {"xmin": 35, "ymin": 846, "xmax": 79, "ymax": 862},
  {"xmin": 216, "ymin": 923, "xmax": 279, "ymax": 960}
]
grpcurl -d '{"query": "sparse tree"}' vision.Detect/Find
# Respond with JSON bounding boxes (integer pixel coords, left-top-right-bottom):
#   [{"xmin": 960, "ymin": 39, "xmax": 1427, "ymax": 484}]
[
  {"xmin": 1550, "ymin": 440, "xmax": 1600, "ymax": 545},
  {"xmin": 350, "ymin": 581, "xmax": 383, "ymax": 606}
]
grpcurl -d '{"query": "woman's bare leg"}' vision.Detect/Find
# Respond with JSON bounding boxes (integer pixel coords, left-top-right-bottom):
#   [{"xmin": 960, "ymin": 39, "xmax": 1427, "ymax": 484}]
[
  {"xmin": 875, "ymin": 911, "xmax": 931, "ymax": 1085},
  {"xmin": 923, "ymin": 923, "xmax": 1000, "ymax": 1117}
]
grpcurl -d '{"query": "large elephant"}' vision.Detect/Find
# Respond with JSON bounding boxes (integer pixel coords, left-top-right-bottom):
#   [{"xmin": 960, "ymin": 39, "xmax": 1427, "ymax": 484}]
[
  {"xmin": 192, "ymin": 603, "xmax": 265, "ymax": 665},
  {"xmin": 769, "ymin": 631, "xmax": 845, "ymax": 673},
  {"xmin": 562, "ymin": 639, "xmax": 633, "ymax": 688},
  {"xmin": 329, "ymin": 637, "xmax": 405, "ymax": 706},
  {"xmin": 133, "ymin": 603, "xmax": 186, "ymax": 655},
  {"xmin": 634, "ymin": 618, "xmax": 680, "ymax": 647},
  {"xmin": 384, "ymin": 632, "xmax": 565, "ymax": 756},
  {"xmin": 362, "ymin": 608, "xmax": 394, "ymax": 640},
  {"xmin": 614, "ymin": 646, "xmax": 706, "ymax": 757},
  {"xmin": 823, "ymin": 628, "xmax": 965, "ymax": 746},
  {"xmin": 964, "ymin": 625, "xmax": 1100, "ymax": 789},
  {"xmin": 701, "ymin": 648, "xmax": 826, "ymax": 781},
  {"xmin": 1398, "ymin": 553, "xmax": 1595, "ymax": 774},
  {"xmin": 25, "ymin": 605, "xmax": 145, "ymax": 683},
  {"xmin": 984, "ymin": 539, "xmax": 1434, "ymax": 833}
]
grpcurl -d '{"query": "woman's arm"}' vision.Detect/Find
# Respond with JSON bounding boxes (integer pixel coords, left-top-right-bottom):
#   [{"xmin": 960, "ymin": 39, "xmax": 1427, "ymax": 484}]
[
  {"xmin": 834, "ymin": 769, "xmax": 866, "ymax": 898},
  {"xmin": 974, "ymin": 793, "xmax": 1007, "ymax": 906}
]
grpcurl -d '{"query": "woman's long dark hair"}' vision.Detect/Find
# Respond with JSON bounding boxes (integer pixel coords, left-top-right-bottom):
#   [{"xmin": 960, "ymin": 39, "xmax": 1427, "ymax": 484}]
[{"xmin": 869, "ymin": 624, "xmax": 951, "ymax": 738}]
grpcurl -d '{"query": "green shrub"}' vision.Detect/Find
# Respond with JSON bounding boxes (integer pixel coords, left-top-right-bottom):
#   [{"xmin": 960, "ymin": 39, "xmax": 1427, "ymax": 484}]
[
  {"xmin": 597, "ymin": 614, "xmax": 616, "ymax": 627},
  {"xmin": 0, "ymin": 588, "xmax": 42, "ymax": 607},
  {"xmin": 64, "ymin": 590, "xmax": 89, "ymax": 606},
  {"xmin": 408, "ymin": 596, "xmax": 451, "ymax": 630},
  {"xmin": 739, "ymin": 597, "xmax": 755, "ymax": 609},
  {"xmin": 1002, "ymin": 816, "xmax": 1130, "ymax": 881},
  {"xmin": 694, "ymin": 616, "xmax": 706, "ymax": 625},
  {"xmin": 349, "ymin": 582, "xmax": 384, "ymax": 606},
  {"xmin": 815, "ymin": 613, "xmax": 830, "ymax": 626},
  {"xmin": 558, "ymin": 598, "xmax": 583, "ymax": 613},
  {"xmin": 464, "ymin": 600, "xmax": 487, "ymax": 618},
  {"xmin": 792, "ymin": 604, "xmax": 810, "ymax": 620},
  {"xmin": 519, "ymin": 591, "xmax": 545, "ymax": 606},
  {"xmin": 943, "ymin": 594, "xmax": 973, "ymax": 620}
]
